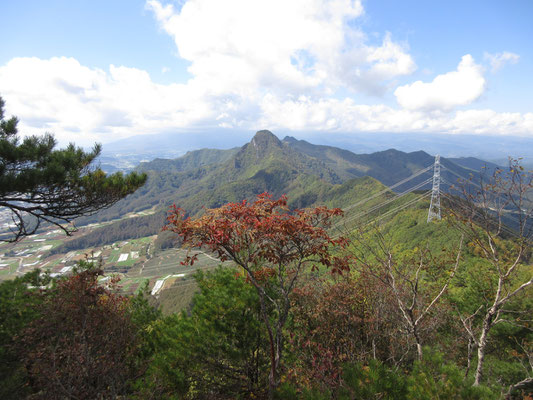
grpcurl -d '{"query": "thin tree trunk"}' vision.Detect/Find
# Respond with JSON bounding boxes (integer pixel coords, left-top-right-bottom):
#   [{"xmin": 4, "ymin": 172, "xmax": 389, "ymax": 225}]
[
  {"xmin": 257, "ymin": 289, "xmax": 277, "ymax": 399},
  {"xmin": 267, "ymin": 340, "xmax": 276, "ymax": 399},
  {"xmin": 474, "ymin": 311, "xmax": 494, "ymax": 386},
  {"xmin": 413, "ymin": 327, "xmax": 423, "ymax": 361},
  {"xmin": 465, "ymin": 337, "xmax": 474, "ymax": 379}
]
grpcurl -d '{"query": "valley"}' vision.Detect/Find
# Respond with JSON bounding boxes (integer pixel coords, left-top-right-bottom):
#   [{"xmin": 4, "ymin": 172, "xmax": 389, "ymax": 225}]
[
  {"xmin": 3, "ymin": 1, "xmax": 532, "ymax": 396},
  {"xmin": 0, "ymin": 130, "xmax": 496, "ymax": 311},
  {"xmin": 1, "ymin": 129, "xmax": 531, "ymax": 398}
]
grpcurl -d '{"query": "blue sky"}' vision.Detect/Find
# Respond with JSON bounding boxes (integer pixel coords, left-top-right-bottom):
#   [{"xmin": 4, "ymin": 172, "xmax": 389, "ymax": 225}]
[{"xmin": 0, "ymin": 0, "xmax": 531, "ymax": 146}]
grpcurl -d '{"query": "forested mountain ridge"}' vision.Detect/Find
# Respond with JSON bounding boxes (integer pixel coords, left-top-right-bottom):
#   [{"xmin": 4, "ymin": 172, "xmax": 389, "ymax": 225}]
[
  {"xmin": 446, "ymin": 156, "xmax": 500, "ymax": 171},
  {"xmin": 137, "ymin": 147, "xmax": 240, "ymax": 174},
  {"xmin": 71, "ymin": 130, "xmax": 495, "ymax": 250},
  {"xmin": 282, "ymin": 136, "xmax": 498, "ymax": 189},
  {"xmin": 78, "ymin": 130, "xmax": 345, "ymax": 225}
]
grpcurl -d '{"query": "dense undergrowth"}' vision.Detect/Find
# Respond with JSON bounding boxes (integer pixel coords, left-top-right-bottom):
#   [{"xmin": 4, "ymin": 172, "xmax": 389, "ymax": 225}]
[{"xmin": 1, "ymin": 182, "xmax": 532, "ymax": 399}]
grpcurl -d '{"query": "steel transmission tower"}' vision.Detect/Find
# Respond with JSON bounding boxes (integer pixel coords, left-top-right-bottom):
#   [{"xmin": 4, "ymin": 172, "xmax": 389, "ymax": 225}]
[{"xmin": 427, "ymin": 155, "xmax": 441, "ymax": 222}]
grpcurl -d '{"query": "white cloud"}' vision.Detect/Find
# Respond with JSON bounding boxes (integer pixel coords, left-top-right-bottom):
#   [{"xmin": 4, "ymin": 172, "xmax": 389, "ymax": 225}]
[
  {"xmin": 484, "ymin": 51, "xmax": 520, "ymax": 72},
  {"xmin": 0, "ymin": 1, "xmax": 531, "ymax": 143},
  {"xmin": 1, "ymin": 55, "xmax": 531, "ymax": 145},
  {"xmin": 146, "ymin": 0, "xmax": 415, "ymax": 96},
  {"xmin": 445, "ymin": 109, "xmax": 533, "ymax": 135},
  {"xmin": 394, "ymin": 55, "xmax": 486, "ymax": 112},
  {"xmin": 256, "ymin": 94, "xmax": 533, "ymax": 136},
  {"xmin": 0, "ymin": 57, "xmax": 215, "ymax": 145}
]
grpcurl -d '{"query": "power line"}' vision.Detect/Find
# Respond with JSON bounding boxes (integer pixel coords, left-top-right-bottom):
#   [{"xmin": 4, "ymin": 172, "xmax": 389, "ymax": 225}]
[
  {"xmin": 440, "ymin": 176, "xmax": 525, "ymax": 227},
  {"xmin": 372, "ymin": 191, "xmax": 432, "ymax": 225},
  {"xmin": 440, "ymin": 166, "xmax": 529, "ymax": 235},
  {"xmin": 440, "ymin": 192, "xmax": 522, "ymax": 239},
  {"xmin": 341, "ymin": 164, "xmax": 434, "ymax": 212},
  {"xmin": 441, "ymin": 166, "xmax": 481, "ymax": 188},
  {"xmin": 333, "ymin": 191, "xmax": 432, "ymax": 238},
  {"xmin": 337, "ymin": 177, "xmax": 432, "ymax": 227}
]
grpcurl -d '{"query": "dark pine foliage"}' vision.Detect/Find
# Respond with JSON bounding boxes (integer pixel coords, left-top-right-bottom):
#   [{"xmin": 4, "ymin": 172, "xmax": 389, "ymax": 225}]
[{"xmin": 0, "ymin": 96, "xmax": 147, "ymax": 241}]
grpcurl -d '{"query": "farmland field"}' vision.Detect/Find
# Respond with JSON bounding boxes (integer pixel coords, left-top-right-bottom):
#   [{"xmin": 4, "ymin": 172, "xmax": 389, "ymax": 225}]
[{"xmin": 0, "ymin": 215, "xmax": 231, "ymax": 313}]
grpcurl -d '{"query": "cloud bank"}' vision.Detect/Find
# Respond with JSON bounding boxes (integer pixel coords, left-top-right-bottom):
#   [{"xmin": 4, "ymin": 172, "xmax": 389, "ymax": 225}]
[{"xmin": 0, "ymin": 0, "xmax": 530, "ymax": 145}]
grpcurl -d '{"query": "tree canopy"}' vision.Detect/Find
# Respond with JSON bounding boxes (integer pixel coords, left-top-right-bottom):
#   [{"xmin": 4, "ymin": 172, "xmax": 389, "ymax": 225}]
[
  {"xmin": 166, "ymin": 193, "xmax": 350, "ymax": 397},
  {"xmin": 0, "ymin": 96, "xmax": 147, "ymax": 241}
]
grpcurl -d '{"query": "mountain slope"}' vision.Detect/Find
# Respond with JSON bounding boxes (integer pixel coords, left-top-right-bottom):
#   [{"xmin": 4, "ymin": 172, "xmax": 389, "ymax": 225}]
[
  {"xmin": 137, "ymin": 147, "xmax": 240, "ymax": 174},
  {"xmin": 446, "ymin": 157, "xmax": 500, "ymax": 172},
  {"xmin": 71, "ymin": 130, "xmax": 494, "ymax": 248},
  {"xmin": 282, "ymin": 136, "xmax": 488, "ymax": 191}
]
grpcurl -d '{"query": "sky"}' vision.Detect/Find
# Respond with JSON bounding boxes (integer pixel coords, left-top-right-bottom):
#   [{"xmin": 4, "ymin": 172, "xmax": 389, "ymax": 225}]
[{"xmin": 0, "ymin": 0, "xmax": 532, "ymax": 147}]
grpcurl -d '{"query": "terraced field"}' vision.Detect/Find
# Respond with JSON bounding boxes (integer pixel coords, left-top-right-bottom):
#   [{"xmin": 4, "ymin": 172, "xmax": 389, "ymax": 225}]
[{"xmin": 0, "ymin": 221, "xmax": 231, "ymax": 314}]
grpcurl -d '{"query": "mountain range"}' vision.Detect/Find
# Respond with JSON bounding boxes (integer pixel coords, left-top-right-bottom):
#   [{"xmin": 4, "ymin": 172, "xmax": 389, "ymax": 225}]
[
  {"xmin": 98, "ymin": 129, "xmax": 532, "ymax": 173},
  {"xmin": 67, "ymin": 130, "xmax": 498, "ymax": 251}
]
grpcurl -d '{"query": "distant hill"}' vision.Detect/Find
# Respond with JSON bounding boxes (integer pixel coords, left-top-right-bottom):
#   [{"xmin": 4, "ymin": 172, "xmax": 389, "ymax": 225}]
[
  {"xmin": 99, "ymin": 130, "xmax": 532, "ymax": 168},
  {"xmin": 281, "ymin": 136, "xmax": 489, "ymax": 191},
  {"xmin": 71, "ymin": 130, "xmax": 494, "ymax": 249},
  {"xmin": 137, "ymin": 147, "xmax": 240, "ymax": 174},
  {"xmin": 446, "ymin": 157, "xmax": 500, "ymax": 172}
]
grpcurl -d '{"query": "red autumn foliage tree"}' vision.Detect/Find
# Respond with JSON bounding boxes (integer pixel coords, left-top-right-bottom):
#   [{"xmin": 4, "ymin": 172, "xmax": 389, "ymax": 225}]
[{"xmin": 166, "ymin": 193, "xmax": 350, "ymax": 396}]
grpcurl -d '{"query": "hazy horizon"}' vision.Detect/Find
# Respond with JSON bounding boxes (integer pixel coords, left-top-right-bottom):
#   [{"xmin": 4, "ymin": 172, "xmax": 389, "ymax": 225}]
[
  {"xmin": 98, "ymin": 129, "xmax": 533, "ymax": 165},
  {"xmin": 1, "ymin": 0, "xmax": 531, "ymax": 150}
]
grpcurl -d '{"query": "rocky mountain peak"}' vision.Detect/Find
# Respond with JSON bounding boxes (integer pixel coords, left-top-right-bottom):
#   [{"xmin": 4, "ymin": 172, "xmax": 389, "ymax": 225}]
[
  {"xmin": 240, "ymin": 130, "xmax": 283, "ymax": 162},
  {"xmin": 251, "ymin": 130, "xmax": 282, "ymax": 149},
  {"xmin": 282, "ymin": 136, "xmax": 298, "ymax": 144}
]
